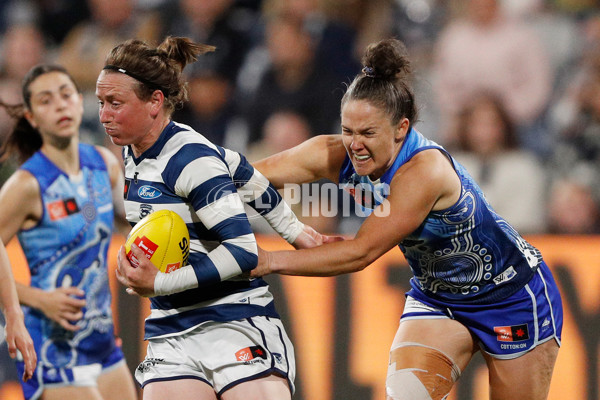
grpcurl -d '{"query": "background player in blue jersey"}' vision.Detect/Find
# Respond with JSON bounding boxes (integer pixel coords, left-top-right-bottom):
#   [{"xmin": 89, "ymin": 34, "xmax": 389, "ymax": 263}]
[
  {"xmin": 97, "ymin": 37, "xmax": 330, "ymax": 400},
  {"xmin": 0, "ymin": 65, "xmax": 137, "ymax": 400},
  {"xmin": 251, "ymin": 39, "xmax": 563, "ymax": 400},
  {"xmin": 0, "ymin": 243, "xmax": 36, "ymax": 382}
]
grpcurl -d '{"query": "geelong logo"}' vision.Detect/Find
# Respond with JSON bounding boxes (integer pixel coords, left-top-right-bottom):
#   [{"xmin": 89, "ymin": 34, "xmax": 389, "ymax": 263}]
[{"xmin": 138, "ymin": 185, "xmax": 162, "ymax": 199}]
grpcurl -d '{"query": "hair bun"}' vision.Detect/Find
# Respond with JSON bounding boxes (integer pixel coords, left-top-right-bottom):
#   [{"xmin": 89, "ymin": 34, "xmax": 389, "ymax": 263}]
[{"xmin": 361, "ymin": 38, "xmax": 411, "ymax": 81}]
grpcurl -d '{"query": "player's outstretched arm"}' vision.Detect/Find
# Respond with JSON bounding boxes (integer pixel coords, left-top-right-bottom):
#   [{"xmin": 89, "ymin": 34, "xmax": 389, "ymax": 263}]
[
  {"xmin": 225, "ymin": 136, "xmax": 346, "ymax": 248},
  {"xmin": 253, "ymin": 150, "xmax": 457, "ymax": 277},
  {"xmin": 253, "ymin": 134, "xmax": 347, "ymax": 188}
]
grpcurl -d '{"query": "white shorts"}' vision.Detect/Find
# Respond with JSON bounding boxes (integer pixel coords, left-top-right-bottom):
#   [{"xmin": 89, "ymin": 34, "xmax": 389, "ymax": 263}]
[{"xmin": 135, "ymin": 316, "xmax": 295, "ymax": 395}]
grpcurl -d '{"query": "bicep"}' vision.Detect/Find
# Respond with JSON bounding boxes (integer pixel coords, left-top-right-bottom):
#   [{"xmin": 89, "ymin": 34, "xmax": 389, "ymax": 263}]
[
  {"xmin": 253, "ymin": 135, "xmax": 347, "ymax": 188},
  {"xmin": 0, "ymin": 172, "xmax": 41, "ymax": 243}
]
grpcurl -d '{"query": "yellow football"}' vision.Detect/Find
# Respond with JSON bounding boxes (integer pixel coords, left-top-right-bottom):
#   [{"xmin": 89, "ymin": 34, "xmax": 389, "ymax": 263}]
[{"xmin": 124, "ymin": 209, "xmax": 190, "ymax": 273}]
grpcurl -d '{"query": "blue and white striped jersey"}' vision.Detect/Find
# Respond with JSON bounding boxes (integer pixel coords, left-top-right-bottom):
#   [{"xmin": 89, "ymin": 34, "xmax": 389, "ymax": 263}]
[{"xmin": 123, "ymin": 121, "xmax": 289, "ymax": 339}]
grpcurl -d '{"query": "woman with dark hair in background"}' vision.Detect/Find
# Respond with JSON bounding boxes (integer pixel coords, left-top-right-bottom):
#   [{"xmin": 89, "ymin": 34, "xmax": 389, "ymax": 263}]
[{"xmin": 0, "ymin": 64, "xmax": 137, "ymax": 400}]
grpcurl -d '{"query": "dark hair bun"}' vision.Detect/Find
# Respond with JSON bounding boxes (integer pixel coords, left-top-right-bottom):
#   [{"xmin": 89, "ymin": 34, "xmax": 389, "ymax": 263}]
[{"xmin": 361, "ymin": 38, "xmax": 411, "ymax": 80}]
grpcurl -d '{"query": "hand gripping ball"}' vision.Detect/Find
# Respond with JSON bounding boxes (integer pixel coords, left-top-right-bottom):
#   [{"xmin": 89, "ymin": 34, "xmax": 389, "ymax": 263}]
[{"xmin": 125, "ymin": 209, "xmax": 190, "ymax": 273}]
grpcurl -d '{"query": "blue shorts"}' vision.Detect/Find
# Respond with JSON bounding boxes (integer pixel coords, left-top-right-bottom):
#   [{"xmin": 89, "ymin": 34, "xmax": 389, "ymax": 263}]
[
  {"xmin": 403, "ymin": 262, "xmax": 563, "ymax": 359},
  {"xmin": 16, "ymin": 343, "xmax": 126, "ymax": 400}
]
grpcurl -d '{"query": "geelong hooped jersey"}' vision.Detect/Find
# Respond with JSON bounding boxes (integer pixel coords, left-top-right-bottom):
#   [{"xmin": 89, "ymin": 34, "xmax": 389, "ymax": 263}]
[
  {"xmin": 123, "ymin": 121, "xmax": 277, "ymax": 339},
  {"xmin": 339, "ymin": 128, "xmax": 542, "ymax": 304},
  {"xmin": 18, "ymin": 144, "xmax": 116, "ymax": 368}
]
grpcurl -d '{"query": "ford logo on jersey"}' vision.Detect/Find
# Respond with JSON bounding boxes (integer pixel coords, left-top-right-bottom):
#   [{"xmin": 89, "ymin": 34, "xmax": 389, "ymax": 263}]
[{"xmin": 138, "ymin": 185, "xmax": 162, "ymax": 199}]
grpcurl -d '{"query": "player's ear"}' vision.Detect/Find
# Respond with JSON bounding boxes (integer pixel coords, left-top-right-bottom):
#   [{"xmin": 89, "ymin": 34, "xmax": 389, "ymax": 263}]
[
  {"xmin": 395, "ymin": 118, "xmax": 410, "ymax": 142},
  {"xmin": 23, "ymin": 109, "xmax": 37, "ymax": 129},
  {"xmin": 148, "ymin": 90, "xmax": 165, "ymax": 117}
]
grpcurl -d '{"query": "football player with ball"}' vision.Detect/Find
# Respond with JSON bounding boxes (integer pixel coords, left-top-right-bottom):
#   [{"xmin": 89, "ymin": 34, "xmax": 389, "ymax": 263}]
[{"xmin": 97, "ymin": 37, "xmax": 332, "ymax": 400}]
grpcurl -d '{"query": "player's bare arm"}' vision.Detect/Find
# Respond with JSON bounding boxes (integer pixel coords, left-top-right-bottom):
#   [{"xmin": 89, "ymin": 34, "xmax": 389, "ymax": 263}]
[
  {"xmin": 0, "ymin": 170, "xmax": 42, "ymax": 243},
  {"xmin": 258, "ymin": 149, "xmax": 460, "ymax": 277},
  {"xmin": 253, "ymin": 134, "xmax": 347, "ymax": 187},
  {"xmin": 0, "ymin": 241, "xmax": 36, "ymax": 381}
]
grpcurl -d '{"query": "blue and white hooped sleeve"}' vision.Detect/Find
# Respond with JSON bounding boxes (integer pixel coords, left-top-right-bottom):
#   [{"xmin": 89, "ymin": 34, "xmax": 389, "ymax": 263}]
[
  {"xmin": 154, "ymin": 143, "xmax": 258, "ymax": 295},
  {"xmin": 223, "ymin": 149, "xmax": 304, "ymax": 243}
]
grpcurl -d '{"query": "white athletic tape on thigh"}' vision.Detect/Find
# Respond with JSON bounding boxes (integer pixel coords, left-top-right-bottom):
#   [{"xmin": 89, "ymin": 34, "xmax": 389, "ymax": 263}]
[{"xmin": 386, "ymin": 342, "xmax": 460, "ymax": 400}]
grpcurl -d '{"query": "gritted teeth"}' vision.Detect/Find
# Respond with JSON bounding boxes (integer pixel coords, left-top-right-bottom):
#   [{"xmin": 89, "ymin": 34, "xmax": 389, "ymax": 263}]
[{"xmin": 354, "ymin": 154, "xmax": 370, "ymax": 160}]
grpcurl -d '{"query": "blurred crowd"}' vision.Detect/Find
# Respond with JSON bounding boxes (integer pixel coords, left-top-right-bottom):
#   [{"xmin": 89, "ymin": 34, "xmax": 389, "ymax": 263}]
[{"xmin": 0, "ymin": 0, "xmax": 598, "ymax": 235}]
